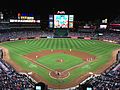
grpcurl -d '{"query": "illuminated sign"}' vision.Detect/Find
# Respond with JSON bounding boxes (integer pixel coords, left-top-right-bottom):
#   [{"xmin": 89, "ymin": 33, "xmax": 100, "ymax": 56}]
[
  {"xmin": 57, "ymin": 11, "xmax": 65, "ymax": 14},
  {"xmin": 10, "ymin": 19, "xmax": 40, "ymax": 23},
  {"xmin": 69, "ymin": 15, "xmax": 74, "ymax": 21},
  {"xmin": 17, "ymin": 13, "xmax": 35, "ymax": 20},
  {"xmin": 69, "ymin": 15, "xmax": 74, "ymax": 28}
]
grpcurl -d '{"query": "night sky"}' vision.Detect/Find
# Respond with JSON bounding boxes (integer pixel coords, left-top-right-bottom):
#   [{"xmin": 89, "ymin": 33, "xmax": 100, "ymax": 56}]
[{"xmin": 0, "ymin": 0, "xmax": 120, "ymax": 20}]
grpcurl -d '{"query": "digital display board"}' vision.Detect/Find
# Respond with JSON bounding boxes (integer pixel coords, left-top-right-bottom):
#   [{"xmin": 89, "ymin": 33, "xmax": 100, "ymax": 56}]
[
  {"xmin": 100, "ymin": 25, "xmax": 107, "ymax": 29},
  {"xmin": 69, "ymin": 15, "xmax": 74, "ymax": 21},
  {"xmin": 69, "ymin": 22, "xmax": 73, "ymax": 28},
  {"xmin": 69, "ymin": 15, "xmax": 74, "ymax": 28},
  {"xmin": 49, "ymin": 15, "xmax": 74, "ymax": 28},
  {"xmin": 10, "ymin": 19, "xmax": 40, "ymax": 23},
  {"xmin": 49, "ymin": 15, "xmax": 54, "ymax": 28},
  {"xmin": 49, "ymin": 21, "xmax": 53, "ymax": 28},
  {"xmin": 54, "ymin": 15, "xmax": 68, "ymax": 28},
  {"xmin": 49, "ymin": 15, "xmax": 53, "ymax": 20}
]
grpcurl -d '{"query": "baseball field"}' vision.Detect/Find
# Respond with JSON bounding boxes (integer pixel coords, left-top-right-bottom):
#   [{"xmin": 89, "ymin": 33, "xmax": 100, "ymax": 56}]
[{"xmin": 0, "ymin": 38, "xmax": 120, "ymax": 89}]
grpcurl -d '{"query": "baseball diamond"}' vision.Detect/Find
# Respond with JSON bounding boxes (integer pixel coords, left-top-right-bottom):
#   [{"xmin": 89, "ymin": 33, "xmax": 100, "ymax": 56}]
[{"xmin": 0, "ymin": 38, "xmax": 120, "ymax": 89}]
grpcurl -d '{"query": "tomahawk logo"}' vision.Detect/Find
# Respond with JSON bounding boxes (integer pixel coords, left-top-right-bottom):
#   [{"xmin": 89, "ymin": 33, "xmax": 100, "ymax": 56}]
[{"xmin": 57, "ymin": 11, "xmax": 65, "ymax": 14}]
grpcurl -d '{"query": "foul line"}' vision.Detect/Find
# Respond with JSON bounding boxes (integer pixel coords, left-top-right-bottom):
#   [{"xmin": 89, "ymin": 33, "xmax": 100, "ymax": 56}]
[{"xmin": 23, "ymin": 56, "xmax": 54, "ymax": 72}]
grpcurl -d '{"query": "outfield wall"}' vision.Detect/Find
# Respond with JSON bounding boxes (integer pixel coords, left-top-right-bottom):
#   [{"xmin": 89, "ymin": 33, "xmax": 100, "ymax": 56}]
[{"xmin": 1, "ymin": 35, "xmax": 120, "ymax": 45}]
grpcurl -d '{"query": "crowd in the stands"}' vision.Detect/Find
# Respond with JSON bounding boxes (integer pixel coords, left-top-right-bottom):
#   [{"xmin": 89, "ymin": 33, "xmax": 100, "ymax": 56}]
[
  {"xmin": 68, "ymin": 32, "xmax": 96, "ymax": 37},
  {"xmin": 0, "ymin": 30, "xmax": 120, "ymax": 44},
  {"xmin": 89, "ymin": 63, "xmax": 120, "ymax": 90},
  {"xmin": 76, "ymin": 52, "xmax": 120, "ymax": 90},
  {"xmin": 98, "ymin": 33, "xmax": 120, "ymax": 43},
  {"xmin": 0, "ymin": 51, "xmax": 35, "ymax": 90},
  {"xmin": 68, "ymin": 32, "xmax": 120, "ymax": 43},
  {"xmin": 0, "ymin": 30, "xmax": 54, "ymax": 42}
]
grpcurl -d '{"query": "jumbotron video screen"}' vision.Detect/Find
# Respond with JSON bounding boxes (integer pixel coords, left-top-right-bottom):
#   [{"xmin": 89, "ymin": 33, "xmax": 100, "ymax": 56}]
[
  {"xmin": 54, "ymin": 15, "xmax": 68, "ymax": 28},
  {"xmin": 49, "ymin": 15, "xmax": 74, "ymax": 28}
]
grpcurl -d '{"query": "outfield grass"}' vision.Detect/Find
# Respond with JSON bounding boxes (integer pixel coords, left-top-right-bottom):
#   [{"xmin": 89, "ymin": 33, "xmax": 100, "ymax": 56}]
[{"xmin": 0, "ymin": 38, "xmax": 120, "ymax": 85}]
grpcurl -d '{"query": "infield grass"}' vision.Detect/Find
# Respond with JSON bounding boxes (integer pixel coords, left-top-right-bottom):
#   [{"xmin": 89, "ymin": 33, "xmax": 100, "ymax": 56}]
[{"xmin": 36, "ymin": 53, "xmax": 84, "ymax": 70}]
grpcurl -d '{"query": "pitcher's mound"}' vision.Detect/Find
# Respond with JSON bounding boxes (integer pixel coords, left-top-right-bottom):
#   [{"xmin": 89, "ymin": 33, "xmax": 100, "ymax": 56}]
[
  {"xmin": 49, "ymin": 69, "xmax": 70, "ymax": 79},
  {"xmin": 56, "ymin": 59, "xmax": 64, "ymax": 63}
]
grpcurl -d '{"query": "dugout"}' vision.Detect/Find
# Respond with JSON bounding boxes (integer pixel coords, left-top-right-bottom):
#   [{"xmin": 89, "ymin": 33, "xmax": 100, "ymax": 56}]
[
  {"xmin": 0, "ymin": 48, "xmax": 3, "ymax": 59},
  {"xmin": 117, "ymin": 52, "xmax": 120, "ymax": 62}
]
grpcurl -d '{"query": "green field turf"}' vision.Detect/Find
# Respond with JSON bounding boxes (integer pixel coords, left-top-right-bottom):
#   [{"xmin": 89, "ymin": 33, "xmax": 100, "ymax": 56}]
[
  {"xmin": 0, "ymin": 38, "xmax": 120, "ymax": 85},
  {"xmin": 36, "ymin": 53, "xmax": 84, "ymax": 70}
]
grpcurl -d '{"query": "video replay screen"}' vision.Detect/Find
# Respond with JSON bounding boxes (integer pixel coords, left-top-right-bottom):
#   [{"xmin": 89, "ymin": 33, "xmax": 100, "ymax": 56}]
[
  {"xmin": 49, "ymin": 15, "xmax": 74, "ymax": 28},
  {"xmin": 54, "ymin": 15, "xmax": 68, "ymax": 28}
]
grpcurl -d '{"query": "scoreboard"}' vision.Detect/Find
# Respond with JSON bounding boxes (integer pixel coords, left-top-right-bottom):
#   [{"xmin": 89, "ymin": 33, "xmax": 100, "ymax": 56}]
[
  {"xmin": 69, "ymin": 15, "xmax": 74, "ymax": 28},
  {"xmin": 10, "ymin": 13, "xmax": 40, "ymax": 23}
]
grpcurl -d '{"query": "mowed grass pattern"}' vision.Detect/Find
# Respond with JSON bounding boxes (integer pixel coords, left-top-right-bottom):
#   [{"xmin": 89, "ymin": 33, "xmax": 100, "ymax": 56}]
[
  {"xmin": 36, "ymin": 53, "xmax": 84, "ymax": 70},
  {"xmin": 1, "ymin": 38, "xmax": 120, "ymax": 85}
]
